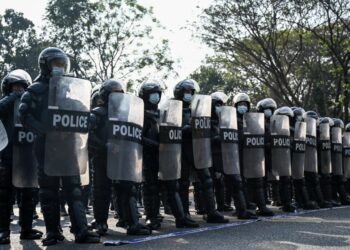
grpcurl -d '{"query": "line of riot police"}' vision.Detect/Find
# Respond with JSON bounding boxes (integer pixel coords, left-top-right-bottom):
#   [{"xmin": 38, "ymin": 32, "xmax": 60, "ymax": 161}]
[{"xmin": 2, "ymin": 47, "xmax": 350, "ymax": 246}]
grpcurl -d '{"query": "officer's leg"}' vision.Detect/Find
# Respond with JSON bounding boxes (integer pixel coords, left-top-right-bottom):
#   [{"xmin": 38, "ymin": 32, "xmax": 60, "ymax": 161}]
[
  {"xmin": 92, "ymin": 156, "xmax": 110, "ymax": 235},
  {"xmin": 279, "ymin": 176, "xmax": 296, "ymax": 212},
  {"xmin": 195, "ymin": 168, "xmax": 228, "ymax": 223},
  {"xmin": 179, "ymin": 160, "xmax": 191, "ymax": 218},
  {"xmin": 117, "ymin": 181, "xmax": 151, "ymax": 235},
  {"xmin": 293, "ymin": 178, "xmax": 318, "ymax": 209},
  {"xmin": 333, "ymin": 175, "xmax": 350, "ymax": 205},
  {"xmin": 247, "ymin": 177, "xmax": 274, "ymax": 216},
  {"xmin": 305, "ymin": 171, "xmax": 332, "ymax": 208},
  {"xmin": 226, "ymin": 174, "xmax": 257, "ymax": 219},
  {"xmin": 193, "ymin": 181, "xmax": 205, "ymax": 214},
  {"xmin": 18, "ymin": 188, "xmax": 43, "ymax": 239},
  {"xmin": 0, "ymin": 164, "xmax": 12, "ymax": 244},
  {"xmin": 163, "ymin": 180, "xmax": 199, "ymax": 228},
  {"xmin": 143, "ymin": 165, "xmax": 161, "ymax": 230},
  {"xmin": 62, "ymin": 176, "xmax": 100, "ymax": 243},
  {"xmin": 38, "ymin": 166, "xmax": 64, "ymax": 246}
]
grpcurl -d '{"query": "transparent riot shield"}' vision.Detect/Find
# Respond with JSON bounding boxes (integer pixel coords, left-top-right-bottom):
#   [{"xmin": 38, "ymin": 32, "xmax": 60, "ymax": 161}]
[
  {"xmin": 44, "ymin": 76, "xmax": 91, "ymax": 176},
  {"xmin": 107, "ymin": 93, "xmax": 144, "ymax": 182}
]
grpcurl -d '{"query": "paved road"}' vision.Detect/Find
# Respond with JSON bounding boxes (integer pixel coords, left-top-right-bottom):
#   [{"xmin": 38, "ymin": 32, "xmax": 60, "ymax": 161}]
[{"xmin": 4, "ymin": 205, "xmax": 350, "ymax": 249}]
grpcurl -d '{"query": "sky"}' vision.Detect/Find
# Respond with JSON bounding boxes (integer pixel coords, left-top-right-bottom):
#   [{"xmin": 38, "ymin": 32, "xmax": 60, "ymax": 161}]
[{"xmin": 0, "ymin": 0, "xmax": 214, "ymax": 88}]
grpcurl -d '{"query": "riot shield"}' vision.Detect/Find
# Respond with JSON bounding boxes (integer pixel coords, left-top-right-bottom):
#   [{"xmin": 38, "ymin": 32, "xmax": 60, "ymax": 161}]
[
  {"xmin": 304, "ymin": 117, "xmax": 318, "ymax": 173},
  {"xmin": 12, "ymin": 100, "xmax": 38, "ymax": 187},
  {"xmin": 80, "ymin": 167, "xmax": 90, "ymax": 186},
  {"xmin": 318, "ymin": 123, "xmax": 332, "ymax": 174},
  {"xmin": 242, "ymin": 113, "xmax": 265, "ymax": 179},
  {"xmin": 191, "ymin": 95, "xmax": 212, "ymax": 169},
  {"xmin": 270, "ymin": 115, "xmax": 291, "ymax": 177},
  {"xmin": 159, "ymin": 99, "xmax": 182, "ymax": 180},
  {"xmin": 219, "ymin": 106, "xmax": 240, "ymax": 175},
  {"xmin": 343, "ymin": 132, "xmax": 350, "ymax": 178},
  {"xmin": 292, "ymin": 121, "xmax": 306, "ymax": 179},
  {"xmin": 0, "ymin": 120, "xmax": 8, "ymax": 152},
  {"xmin": 331, "ymin": 127, "xmax": 343, "ymax": 175},
  {"xmin": 44, "ymin": 76, "xmax": 91, "ymax": 176},
  {"xmin": 107, "ymin": 93, "xmax": 144, "ymax": 182}
]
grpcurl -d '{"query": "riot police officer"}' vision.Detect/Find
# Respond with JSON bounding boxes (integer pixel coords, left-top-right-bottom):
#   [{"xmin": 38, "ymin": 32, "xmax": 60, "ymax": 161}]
[
  {"xmin": 211, "ymin": 92, "xmax": 257, "ymax": 219},
  {"xmin": 331, "ymin": 118, "xmax": 350, "ymax": 205},
  {"xmin": 271, "ymin": 107, "xmax": 296, "ymax": 212},
  {"xmin": 19, "ymin": 48, "xmax": 100, "ymax": 245},
  {"xmin": 90, "ymin": 79, "xmax": 151, "ymax": 235},
  {"xmin": 139, "ymin": 80, "xmax": 199, "ymax": 228},
  {"xmin": 291, "ymin": 108, "xmax": 318, "ymax": 209},
  {"xmin": 0, "ymin": 70, "xmax": 43, "ymax": 244},
  {"xmin": 343, "ymin": 123, "xmax": 350, "ymax": 194},
  {"xmin": 256, "ymin": 98, "xmax": 280, "ymax": 207},
  {"xmin": 175, "ymin": 79, "xmax": 228, "ymax": 223},
  {"xmin": 234, "ymin": 93, "xmax": 274, "ymax": 216},
  {"xmin": 303, "ymin": 111, "xmax": 332, "ymax": 208}
]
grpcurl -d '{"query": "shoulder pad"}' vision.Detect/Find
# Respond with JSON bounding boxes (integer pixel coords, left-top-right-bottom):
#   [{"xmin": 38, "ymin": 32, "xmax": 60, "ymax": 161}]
[
  {"xmin": 92, "ymin": 107, "xmax": 107, "ymax": 117},
  {"xmin": 27, "ymin": 82, "xmax": 48, "ymax": 94}
]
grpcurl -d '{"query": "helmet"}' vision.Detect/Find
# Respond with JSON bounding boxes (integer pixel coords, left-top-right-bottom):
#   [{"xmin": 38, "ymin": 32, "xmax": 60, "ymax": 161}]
[
  {"xmin": 292, "ymin": 107, "xmax": 305, "ymax": 118},
  {"xmin": 99, "ymin": 79, "xmax": 126, "ymax": 104},
  {"xmin": 1, "ymin": 69, "xmax": 32, "ymax": 95},
  {"xmin": 173, "ymin": 79, "xmax": 200, "ymax": 100},
  {"xmin": 274, "ymin": 106, "xmax": 294, "ymax": 118},
  {"xmin": 332, "ymin": 118, "xmax": 344, "ymax": 128},
  {"xmin": 345, "ymin": 123, "xmax": 350, "ymax": 132},
  {"xmin": 211, "ymin": 91, "xmax": 229, "ymax": 105},
  {"xmin": 138, "ymin": 79, "xmax": 163, "ymax": 100},
  {"xmin": 38, "ymin": 47, "xmax": 70, "ymax": 77},
  {"xmin": 256, "ymin": 98, "xmax": 277, "ymax": 112},
  {"xmin": 303, "ymin": 110, "xmax": 318, "ymax": 120},
  {"xmin": 233, "ymin": 93, "xmax": 250, "ymax": 107},
  {"xmin": 90, "ymin": 84, "xmax": 102, "ymax": 108},
  {"xmin": 318, "ymin": 117, "xmax": 334, "ymax": 126}
]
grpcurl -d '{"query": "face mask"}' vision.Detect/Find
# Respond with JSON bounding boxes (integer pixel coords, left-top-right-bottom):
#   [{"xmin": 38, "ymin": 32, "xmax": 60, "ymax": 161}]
[
  {"xmin": 215, "ymin": 106, "xmax": 222, "ymax": 116},
  {"xmin": 51, "ymin": 67, "xmax": 65, "ymax": 77},
  {"xmin": 237, "ymin": 105, "xmax": 248, "ymax": 114},
  {"xmin": 183, "ymin": 93, "xmax": 192, "ymax": 103},
  {"xmin": 149, "ymin": 93, "xmax": 160, "ymax": 104},
  {"xmin": 264, "ymin": 109, "xmax": 272, "ymax": 118}
]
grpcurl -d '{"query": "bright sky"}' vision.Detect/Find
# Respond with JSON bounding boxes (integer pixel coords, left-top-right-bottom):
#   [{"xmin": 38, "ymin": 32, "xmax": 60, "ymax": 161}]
[{"xmin": 0, "ymin": 0, "xmax": 214, "ymax": 88}]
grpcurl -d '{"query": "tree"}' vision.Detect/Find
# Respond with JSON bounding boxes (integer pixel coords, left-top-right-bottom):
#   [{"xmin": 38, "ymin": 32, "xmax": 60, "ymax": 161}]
[
  {"xmin": 0, "ymin": 9, "xmax": 46, "ymax": 82},
  {"xmin": 44, "ymin": 0, "xmax": 175, "ymax": 83}
]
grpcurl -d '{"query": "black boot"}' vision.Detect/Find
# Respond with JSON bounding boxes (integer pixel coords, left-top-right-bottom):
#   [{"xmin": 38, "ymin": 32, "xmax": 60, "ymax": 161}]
[
  {"xmin": 193, "ymin": 182, "xmax": 206, "ymax": 215},
  {"xmin": 293, "ymin": 179, "xmax": 319, "ymax": 209},
  {"xmin": 143, "ymin": 194, "xmax": 161, "ymax": 230},
  {"xmin": 305, "ymin": 172, "xmax": 332, "ymax": 208},
  {"xmin": 248, "ymin": 178, "xmax": 274, "ymax": 216},
  {"xmin": 163, "ymin": 180, "xmax": 199, "ymax": 228},
  {"xmin": 0, "ymin": 186, "xmax": 11, "ymax": 244},
  {"xmin": 270, "ymin": 180, "xmax": 282, "ymax": 206},
  {"xmin": 19, "ymin": 188, "xmax": 43, "ymax": 240},
  {"xmin": 320, "ymin": 174, "xmax": 339, "ymax": 206},
  {"xmin": 220, "ymin": 176, "xmax": 233, "ymax": 211},
  {"xmin": 65, "ymin": 185, "xmax": 100, "ymax": 244},
  {"xmin": 279, "ymin": 177, "xmax": 296, "ymax": 212},
  {"xmin": 178, "ymin": 179, "xmax": 191, "ymax": 218},
  {"xmin": 229, "ymin": 175, "xmax": 257, "ymax": 220},
  {"xmin": 196, "ymin": 169, "xmax": 228, "ymax": 223},
  {"xmin": 119, "ymin": 182, "xmax": 151, "ymax": 235},
  {"xmin": 334, "ymin": 175, "xmax": 350, "ymax": 205}
]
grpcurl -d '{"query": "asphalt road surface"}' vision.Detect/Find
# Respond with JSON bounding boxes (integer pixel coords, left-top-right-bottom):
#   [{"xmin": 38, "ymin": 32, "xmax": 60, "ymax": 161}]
[{"xmin": 4, "ymin": 204, "xmax": 350, "ymax": 249}]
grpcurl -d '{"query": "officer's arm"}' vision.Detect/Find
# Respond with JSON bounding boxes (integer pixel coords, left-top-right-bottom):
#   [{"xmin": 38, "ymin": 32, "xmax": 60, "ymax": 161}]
[
  {"xmin": 0, "ymin": 92, "xmax": 21, "ymax": 118},
  {"xmin": 142, "ymin": 122, "xmax": 159, "ymax": 148},
  {"xmin": 88, "ymin": 110, "xmax": 107, "ymax": 152},
  {"xmin": 18, "ymin": 91, "xmax": 45, "ymax": 136}
]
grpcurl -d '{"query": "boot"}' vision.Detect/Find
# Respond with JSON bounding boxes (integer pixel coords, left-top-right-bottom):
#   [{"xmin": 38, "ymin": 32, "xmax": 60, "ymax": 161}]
[
  {"xmin": 65, "ymin": 186, "xmax": 100, "ymax": 244},
  {"xmin": 334, "ymin": 175, "xmax": 350, "ymax": 205},
  {"xmin": 248, "ymin": 178, "xmax": 274, "ymax": 216},
  {"xmin": 193, "ymin": 182, "xmax": 206, "ymax": 215},
  {"xmin": 143, "ymin": 194, "xmax": 161, "ymax": 230},
  {"xmin": 119, "ymin": 182, "xmax": 151, "ymax": 235},
  {"xmin": 178, "ymin": 179, "xmax": 191, "ymax": 217},
  {"xmin": 40, "ymin": 189, "xmax": 65, "ymax": 246},
  {"xmin": 220, "ymin": 177, "xmax": 233, "ymax": 211},
  {"xmin": 270, "ymin": 180, "xmax": 282, "ymax": 206},
  {"xmin": 305, "ymin": 172, "xmax": 332, "ymax": 208},
  {"xmin": 279, "ymin": 177, "xmax": 296, "ymax": 212},
  {"xmin": 0, "ymin": 187, "xmax": 11, "ymax": 244},
  {"xmin": 242, "ymin": 178, "xmax": 256, "ymax": 209},
  {"xmin": 320, "ymin": 174, "xmax": 339, "ymax": 206},
  {"xmin": 293, "ymin": 179, "xmax": 319, "ymax": 209},
  {"xmin": 229, "ymin": 175, "xmax": 257, "ymax": 220},
  {"xmin": 196, "ymin": 169, "xmax": 228, "ymax": 223}
]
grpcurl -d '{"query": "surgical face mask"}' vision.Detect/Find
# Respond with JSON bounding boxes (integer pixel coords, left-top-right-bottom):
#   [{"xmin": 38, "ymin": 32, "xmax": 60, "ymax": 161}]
[
  {"xmin": 264, "ymin": 109, "xmax": 272, "ymax": 118},
  {"xmin": 183, "ymin": 93, "xmax": 193, "ymax": 103},
  {"xmin": 51, "ymin": 67, "xmax": 65, "ymax": 77},
  {"xmin": 149, "ymin": 92, "xmax": 160, "ymax": 104},
  {"xmin": 237, "ymin": 105, "xmax": 248, "ymax": 114},
  {"xmin": 215, "ymin": 106, "xmax": 222, "ymax": 116}
]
